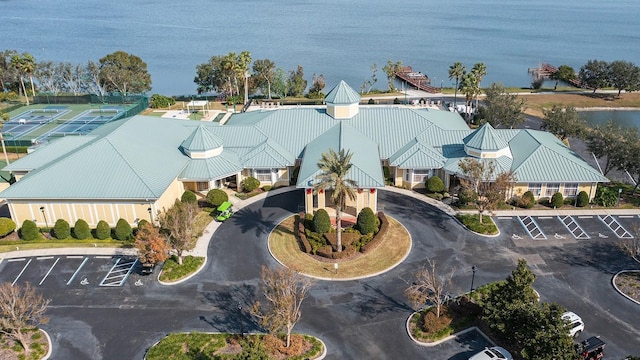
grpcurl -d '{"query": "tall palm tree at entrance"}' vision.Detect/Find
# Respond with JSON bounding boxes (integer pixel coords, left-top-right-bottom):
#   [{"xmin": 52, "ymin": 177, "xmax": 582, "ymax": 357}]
[{"xmin": 314, "ymin": 148, "xmax": 358, "ymax": 253}]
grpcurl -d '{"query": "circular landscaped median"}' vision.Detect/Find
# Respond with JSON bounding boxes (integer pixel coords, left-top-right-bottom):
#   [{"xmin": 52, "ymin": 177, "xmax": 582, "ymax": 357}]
[{"xmin": 268, "ymin": 215, "xmax": 411, "ymax": 279}]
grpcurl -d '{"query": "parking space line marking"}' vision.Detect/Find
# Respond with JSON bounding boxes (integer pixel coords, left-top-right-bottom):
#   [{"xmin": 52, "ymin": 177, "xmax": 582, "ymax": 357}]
[
  {"xmin": 66, "ymin": 255, "xmax": 84, "ymax": 259},
  {"xmin": 11, "ymin": 258, "xmax": 32, "ymax": 286},
  {"xmin": 7, "ymin": 258, "xmax": 26, "ymax": 262},
  {"xmin": 95, "ymin": 256, "xmax": 112, "ymax": 259},
  {"xmin": 619, "ymin": 215, "xmax": 634, "ymax": 218},
  {"xmin": 598, "ymin": 215, "xmax": 632, "ymax": 238},
  {"xmin": 67, "ymin": 257, "xmax": 88, "ymax": 285},
  {"xmin": 39, "ymin": 257, "xmax": 60, "ymax": 286},
  {"xmin": 497, "ymin": 217, "xmax": 512, "ymax": 219},
  {"xmin": 558, "ymin": 215, "xmax": 589, "ymax": 239},
  {"xmin": 100, "ymin": 258, "xmax": 138, "ymax": 287},
  {"xmin": 577, "ymin": 216, "xmax": 593, "ymax": 219},
  {"xmin": 517, "ymin": 216, "xmax": 547, "ymax": 240},
  {"xmin": 36, "ymin": 256, "xmax": 54, "ymax": 260},
  {"xmin": 538, "ymin": 216, "xmax": 553, "ymax": 219}
]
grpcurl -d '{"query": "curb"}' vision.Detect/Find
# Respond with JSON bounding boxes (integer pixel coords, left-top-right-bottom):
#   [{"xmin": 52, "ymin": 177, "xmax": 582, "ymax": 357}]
[
  {"xmin": 612, "ymin": 270, "xmax": 640, "ymax": 305},
  {"xmin": 40, "ymin": 328, "xmax": 52, "ymax": 360},
  {"xmin": 405, "ymin": 310, "xmax": 496, "ymax": 347},
  {"xmin": 158, "ymin": 255, "xmax": 208, "ymax": 286}
]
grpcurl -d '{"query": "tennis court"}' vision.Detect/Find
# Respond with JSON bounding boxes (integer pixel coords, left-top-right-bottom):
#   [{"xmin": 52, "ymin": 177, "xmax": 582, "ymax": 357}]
[
  {"xmin": 46, "ymin": 108, "xmax": 124, "ymax": 137},
  {"xmin": 3, "ymin": 107, "xmax": 70, "ymax": 138}
]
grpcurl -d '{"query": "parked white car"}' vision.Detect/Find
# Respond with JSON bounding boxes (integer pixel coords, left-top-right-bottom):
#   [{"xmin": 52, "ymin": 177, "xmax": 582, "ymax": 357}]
[
  {"xmin": 469, "ymin": 346, "xmax": 513, "ymax": 360},
  {"xmin": 562, "ymin": 311, "xmax": 585, "ymax": 338}
]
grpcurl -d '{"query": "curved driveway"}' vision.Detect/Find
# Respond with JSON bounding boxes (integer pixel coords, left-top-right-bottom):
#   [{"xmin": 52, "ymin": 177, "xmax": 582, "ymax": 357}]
[{"xmin": 28, "ymin": 189, "xmax": 640, "ymax": 359}]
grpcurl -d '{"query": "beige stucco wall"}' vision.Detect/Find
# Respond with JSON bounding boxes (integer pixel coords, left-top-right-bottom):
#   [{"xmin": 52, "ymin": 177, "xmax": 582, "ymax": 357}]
[{"xmin": 154, "ymin": 178, "xmax": 185, "ymax": 216}]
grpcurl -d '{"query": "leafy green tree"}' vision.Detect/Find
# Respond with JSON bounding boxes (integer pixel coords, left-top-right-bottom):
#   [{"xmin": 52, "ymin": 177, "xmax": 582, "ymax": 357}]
[
  {"xmin": 471, "ymin": 62, "xmax": 487, "ymax": 109},
  {"xmin": 73, "ymin": 219, "xmax": 90, "ymax": 240},
  {"xmin": 114, "ymin": 218, "xmax": 133, "ymax": 241},
  {"xmin": 314, "ymin": 148, "xmax": 358, "ymax": 252},
  {"xmin": 206, "ymin": 188, "xmax": 228, "ymax": 207},
  {"xmin": 586, "ymin": 120, "xmax": 627, "ymax": 176},
  {"xmin": 20, "ymin": 220, "xmax": 40, "ymax": 241},
  {"xmin": 53, "ymin": 219, "xmax": 71, "ymax": 240},
  {"xmin": 550, "ymin": 65, "xmax": 576, "ymax": 89},
  {"xmin": 0, "ymin": 218, "xmax": 16, "ymax": 237},
  {"xmin": 382, "ymin": 60, "xmax": 403, "ymax": 92},
  {"xmin": 149, "ymin": 94, "xmax": 176, "ymax": 108},
  {"xmin": 619, "ymin": 128, "xmax": 640, "ymax": 192},
  {"xmin": 181, "ymin": 190, "xmax": 197, "ymax": 204},
  {"xmin": 426, "ymin": 176, "xmax": 445, "ymax": 193},
  {"xmin": 252, "ymin": 58, "xmax": 276, "ymax": 99},
  {"xmin": 479, "ymin": 82, "xmax": 526, "ymax": 129},
  {"xmin": 609, "ymin": 60, "xmax": 640, "ymax": 96},
  {"xmin": 10, "ymin": 52, "xmax": 36, "ymax": 104},
  {"xmin": 272, "ymin": 67, "xmax": 287, "ymax": 98},
  {"xmin": 0, "ymin": 49, "xmax": 19, "ymax": 92},
  {"xmin": 286, "ymin": 65, "xmax": 307, "ymax": 97},
  {"xmin": 448, "ymin": 62, "xmax": 466, "ymax": 107},
  {"xmin": 518, "ymin": 302, "xmax": 575, "ymax": 360},
  {"xmin": 356, "ymin": 207, "xmax": 376, "ymax": 235},
  {"xmin": 312, "ymin": 208, "xmax": 331, "ymax": 234},
  {"xmin": 85, "ymin": 60, "xmax": 106, "ymax": 97},
  {"xmin": 95, "ymin": 220, "xmax": 111, "ymax": 240},
  {"xmin": 579, "ymin": 59, "xmax": 609, "ymax": 93},
  {"xmin": 540, "ymin": 105, "xmax": 586, "ymax": 140},
  {"xmin": 594, "ymin": 186, "xmax": 618, "ymax": 207},
  {"xmin": 98, "ymin": 51, "xmax": 151, "ymax": 95}
]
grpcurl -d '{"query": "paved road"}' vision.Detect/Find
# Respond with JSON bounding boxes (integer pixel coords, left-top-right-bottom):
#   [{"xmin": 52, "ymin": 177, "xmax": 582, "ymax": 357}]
[{"xmin": 1, "ymin": 189, "xmax": 639, "ymax": 359}]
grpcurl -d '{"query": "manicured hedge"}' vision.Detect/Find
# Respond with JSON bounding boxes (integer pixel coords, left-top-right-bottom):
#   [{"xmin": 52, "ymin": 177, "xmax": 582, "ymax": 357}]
[
  {"xmin": 0, "ymin": 217, "xmax": 16, "ymax": 237},
  {"xmin": 577, "ymin": 191, "xmax": 589, "ymax": 207},
  {"xmin": 20, "ymin": 219, "xmax": 40, "ymax": 241},
  {"xmin": 53, "ymin": 219, "xmax": 71, "ymax": 240},
  {"xmin": 73, "ymin": 219, "xmax": 90, "ymax": 240},
  {"xmin": 551, "ymin": 192, "xmax": 564, "ymax": 208},
  {"xmin": 356, "ymin": 207, "xmax": 376, "ymax": 235},
  {"xmin": 181, "ymin": 190, "xmax": 197, "ymax": 204},
  {"xmin": 95, "ymin": 220, "xmax": 111, "ymax": 240},
  {"xmin": 296, "ymin": 213, "xmax": 312, "ymax": 253},
  {"xmin": 206, "ymin": 189, "xmax": 228, "ymax": 207},
  {"xmin": 361, "ymin": 212, "xmax": 388, "ymax": 253},
  {"xmin": 521, "ymin": 191, "xmax": 535, "ymax": 209},
  {"xmin": 114, "ymin": 218, "xmax": 133, "ymax": 240},
  {"xmin": 242, "ymin": 176, "xmax": 260, "ymax": 192},
  {"xmin": 313, "ymin": 209, "xmax": 331, "ymax": 234},
  {"xmin": 426, "ymin": 176, "xmax": 445, "ymax": 193}
]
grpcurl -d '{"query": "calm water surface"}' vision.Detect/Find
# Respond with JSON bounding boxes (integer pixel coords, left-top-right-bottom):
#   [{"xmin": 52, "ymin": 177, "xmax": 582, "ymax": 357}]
[{"xmin": 1, "ymin": 0, "xmax": 639, "ymax": 95}]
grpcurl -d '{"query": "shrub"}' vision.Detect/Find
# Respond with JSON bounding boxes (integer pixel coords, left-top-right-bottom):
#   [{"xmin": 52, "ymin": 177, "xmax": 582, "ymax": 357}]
[
  {"xmin": 114, "ymin": 218, "xmax": 133, "ymax": 240},
  {"xmin": 368, "ymin": 98, "xmax": 375, "ymax": 104},
  {"xmin": 73, "ymin": 219, "xmax": 90, "ymax": 239},
  {"xmin": 576, "ymin": 191, "xmax": 589, "ymax": 207},
  {"xmin": 242, "ymin": 176, "xmax": 260, "ymax": 192},
  {"xmin": 550, "ymin": 192, "xmax": 564, "ymax": 208},
  {"xmin": 383, "ymin": 166, "xmax": 391, "ymax": 179},
  {"xmin": 520, "ymin": 191, "xmax": 536, "ymax": 209},
  {"xmin": 426, "ymin": 176, "xmax": 445, "ymax": 193},
  {"xmin": 303, "ymin": 212, "xmax": 314, "ymax": 229},
  {"xmin": 181, "ymin": 190, "xmax": 197, "ymax": 204},
  {"xmin": 457, "ymin": 188, "xmax": 478, "ymax": 205},
  {"xmin": 313, "ymin": 209, "xmax": 331, "ymax": 234},
  {"xmin": 0, "ymin": 218, "xmax": 16, "ymax": 237},
  {"xmin": 53, "ymin": 219, "xmax": 71, "ymax": 240},
  {"xmin": 95, "ymin": 220, "xmax": 111, "ymax": 240},
  {"xmin": 393, "ymin": 97, "xmax": 401, "ymax": 104},
  {"xmin": 206, "ymin": 189, "xmax": 228, "ymax": 207},
  {"xmin": 262, "ymin": 185, "xmax": 272, "ymax": 191},
  {"xmin": 149, "ymin": 93, "xmax": 176, "ymax": 109},
  {"xmin": 594, "ymin": 186, "xmax": 617, "ymax": 207},
  {"xmin": 20, "ymin": 220, "xmax": 40, "ymax": 241},
  {"xmin": 137, "ymin": 219, "xmax": 150, "ymax": 231},
  {"xmin": 357, "ymin": 207, "xmax": 377, "ymax": 234}
]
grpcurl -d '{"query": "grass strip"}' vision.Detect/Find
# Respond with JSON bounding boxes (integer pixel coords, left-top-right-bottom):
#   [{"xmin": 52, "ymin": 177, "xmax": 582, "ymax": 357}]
[{"xmin": 159, "ymin": 255, "xmax": 205, "ymax": 282}]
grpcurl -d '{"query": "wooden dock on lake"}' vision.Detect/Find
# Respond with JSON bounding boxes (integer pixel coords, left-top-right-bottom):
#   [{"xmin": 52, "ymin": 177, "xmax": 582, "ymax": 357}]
[
  {"xmin": 395, "ymin": 66, "xmax": 439, "ymax": 93},
  {"xmin": 528, "ymin": 63, "xmax": 585, "ymax": 88}
]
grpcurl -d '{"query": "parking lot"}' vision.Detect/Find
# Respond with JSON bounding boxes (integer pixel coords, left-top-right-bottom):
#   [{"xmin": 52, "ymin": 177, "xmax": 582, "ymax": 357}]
[
  {"xmin": 0, "ymin": 255, "xmax": 144, "ymax": 291},
  {"xmin": 494, "ymin": 214, "xmax": 639, "ymax": 244}
]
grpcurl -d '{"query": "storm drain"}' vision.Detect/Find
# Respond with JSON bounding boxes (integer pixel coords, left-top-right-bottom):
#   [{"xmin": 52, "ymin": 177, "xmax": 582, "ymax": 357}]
[
  {"xmin": 558, "ymin": 215, "xmax": 590, "ymax": 239},
  {"xmin": 518, "ymin": 216, "xmax": 547, "ymax": 240},
  {"xmin": 99, "ymin": 258, "xmax": 138, "ymax": 287},
  {"xmin": 598, "ymin": 215, "xmax": 632, "ymax": 239}
]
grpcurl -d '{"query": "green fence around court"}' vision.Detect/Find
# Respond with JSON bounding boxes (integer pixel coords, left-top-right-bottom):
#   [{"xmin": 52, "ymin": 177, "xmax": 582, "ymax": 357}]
[{"xmin": 33, "ymin": 94, "xmax": 148, "ymax": 105}]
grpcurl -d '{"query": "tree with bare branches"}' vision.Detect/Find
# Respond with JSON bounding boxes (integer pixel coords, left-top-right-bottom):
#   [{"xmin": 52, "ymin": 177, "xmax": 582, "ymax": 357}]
[
  {"xmin": 135, "ymin": 223, "xmax": 170, "ymax": 265},
  {"xmin": 458, "ymin": 158, "xmax": 515, "ymax": 223},
  {"xmin": 251, "ymin": 266, "xmax": 313, "ymax": 348},
  {"xmin": 619, "ymin": 224, "xmax": 640, "ymax": 263},
  {"xmin": 0, "ymin": 282, "xmax": 50, "ymax": 356},
  {"xmin": 405, "ymin": 258, "xmax": 455, "ymax": 318},
  {"xmin": 157, "ymin": 199, "xmax": 198, "ymax": 265}
]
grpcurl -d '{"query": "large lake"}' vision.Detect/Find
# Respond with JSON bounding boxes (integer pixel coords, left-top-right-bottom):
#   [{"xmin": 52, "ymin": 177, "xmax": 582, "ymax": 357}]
[{"xmin": 1, "ymin": 0, "xmax": 639, "ymax": 95}]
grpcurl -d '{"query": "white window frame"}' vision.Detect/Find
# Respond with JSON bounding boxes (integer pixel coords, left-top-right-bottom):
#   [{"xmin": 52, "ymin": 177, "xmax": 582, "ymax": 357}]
[
  {"xmin": 563, "ymin": 183, "xmax": 579, "ymax": 197},
  {"xmin": 413, "ymin": 169, "xmax": 430, "ymax": 183},
  {"xmin": 528, "ymin": 183, "xmax": 542, "ymax": 197},
  {"xmin": 545, "ymin": 183, "xmax": 561, "ymax": 197},
  {"xmin": 254, "ymin": 169, "xmax": 271, "ymax": 182}
]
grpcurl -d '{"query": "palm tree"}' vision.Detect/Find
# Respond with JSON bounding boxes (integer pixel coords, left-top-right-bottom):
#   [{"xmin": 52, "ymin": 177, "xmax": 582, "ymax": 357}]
[
  {"xmin": 314, "ymin": 148, "xmax": 358, "ymax": 253},
  {"xmin": 460, "ymin": 73, "xmax": 478, "ymax": 122},
  {"xmin": 10, "ymin": 53, "xmax": 36, "ymax": 105},
  {"xmin": 448, "ymin": 62, "xmax": 465, "ymax": 108},
  {"xmin": 471, "ymin": 63, "xmax": 487, "ymax": 109}
]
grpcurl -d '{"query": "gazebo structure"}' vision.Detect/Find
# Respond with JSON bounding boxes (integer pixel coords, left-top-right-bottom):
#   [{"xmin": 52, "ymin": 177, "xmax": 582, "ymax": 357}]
[{"xmin": 185, "ymin": 100, "xmax": 210, "ymax": 117}]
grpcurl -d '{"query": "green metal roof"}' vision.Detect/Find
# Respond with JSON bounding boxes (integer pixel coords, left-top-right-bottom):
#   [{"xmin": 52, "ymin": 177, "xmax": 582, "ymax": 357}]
[
  {"xmin": 389, "ymin": 138, "xmax": 446, "ymax": 169},
  {"xmin": 178, "ymin": 150, "xmax": 242, "ymax": 181},
  {"xmin": 241, "ymin": 139, "xmax": 295, "ymax": 168},
  {"xmin": 324, "ymin": 80, "xmax": 361, "ymax": 105},
  {"xmin": 297, "ymin": 122, "xmax": 384, "ymax": 188},
  {"xmin": 180, "ymin": 124, "xmax": 224, "ymax": 152},
  {"xmin": 3, "ymin": 136, "xmax": 96, "ymax": 172},
  {"xmin": 463, "ymin": 123, "xmax": 509, "ymax": 151}
]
